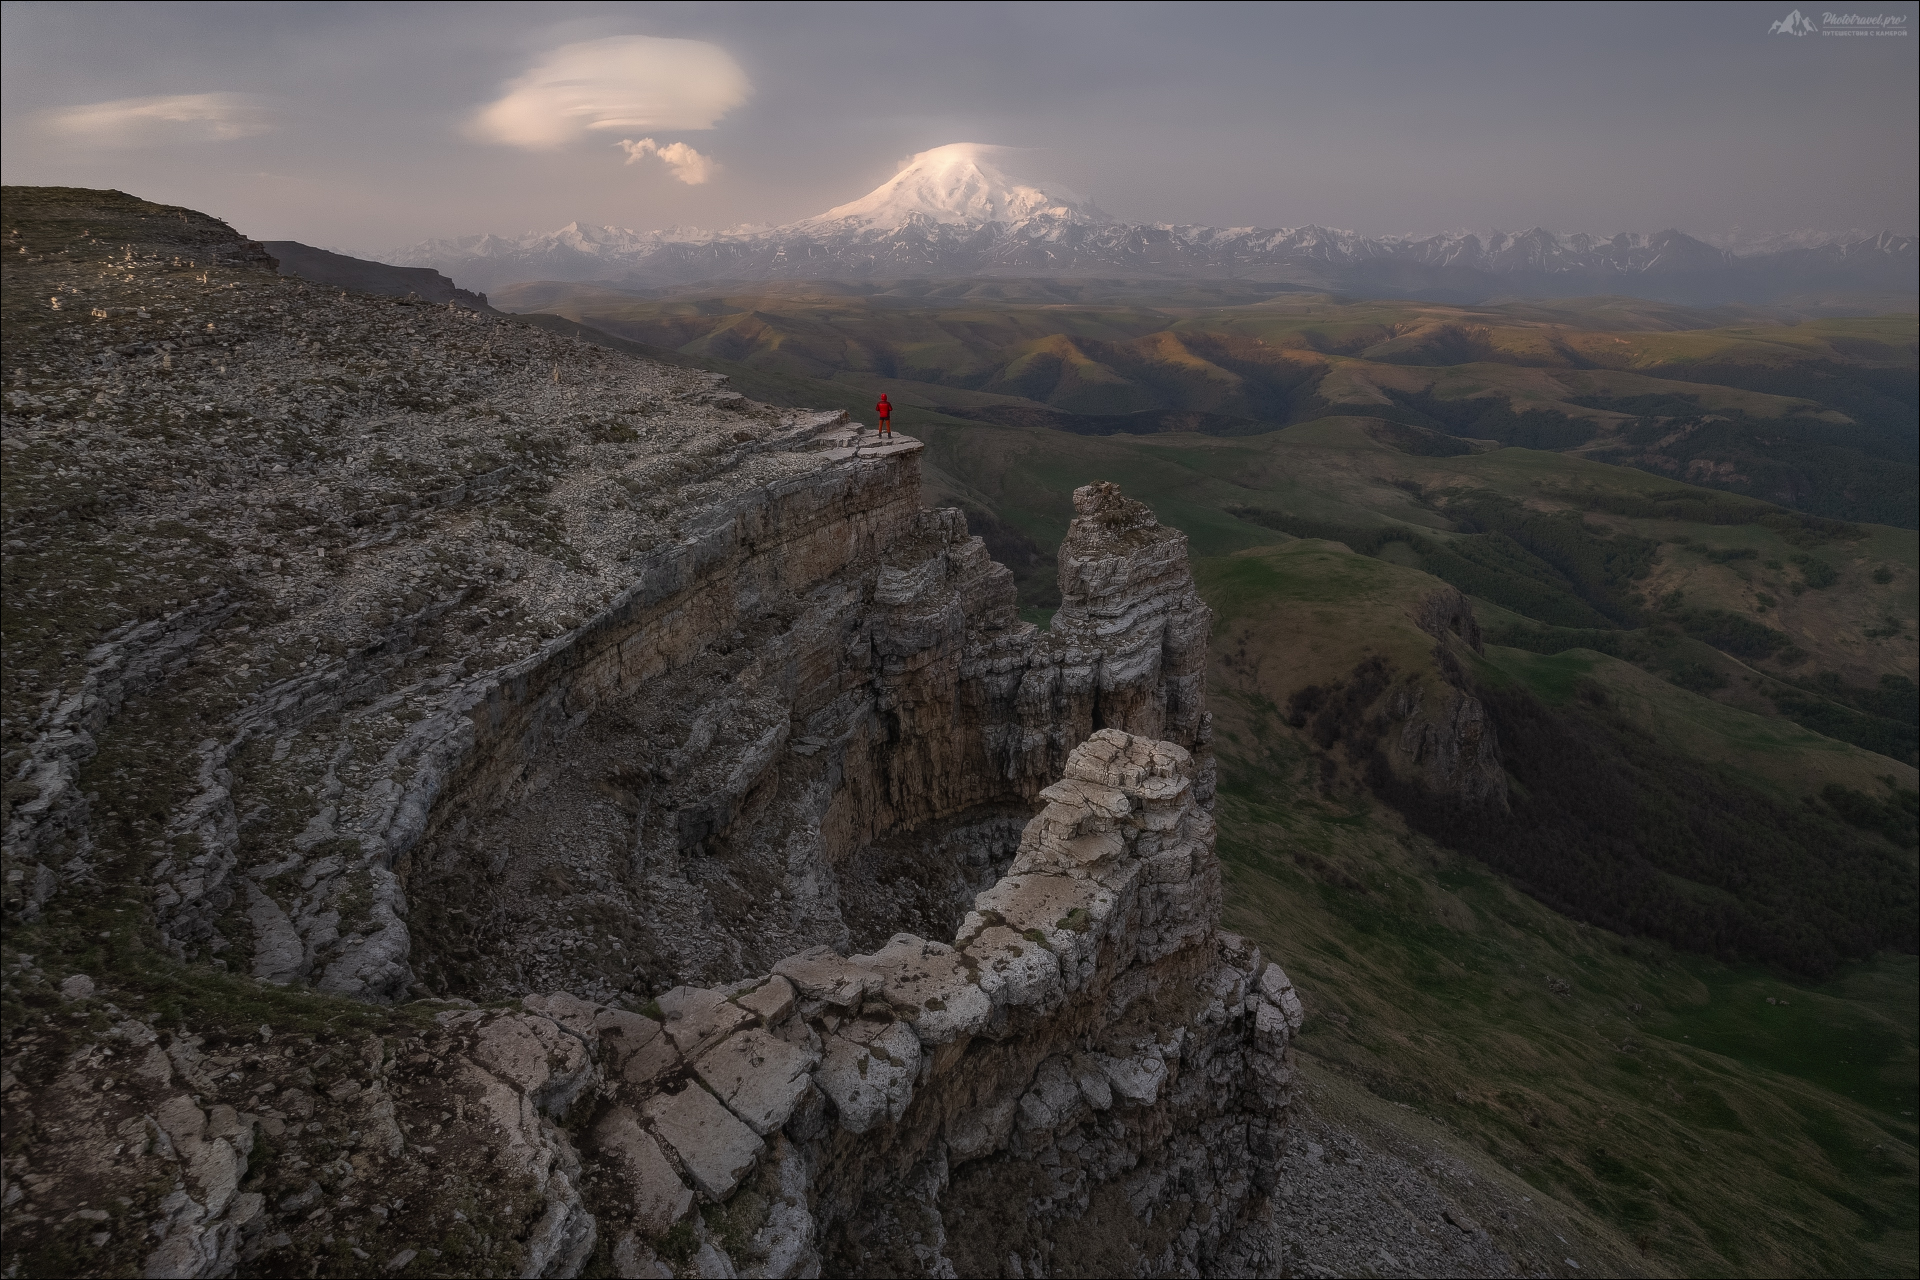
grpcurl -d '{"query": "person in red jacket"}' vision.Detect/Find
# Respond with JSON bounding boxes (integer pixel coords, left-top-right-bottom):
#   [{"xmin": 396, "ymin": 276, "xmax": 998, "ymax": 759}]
[{"xmin": 875, "ymin": 394, "xmax": 893, "ymax": 439}]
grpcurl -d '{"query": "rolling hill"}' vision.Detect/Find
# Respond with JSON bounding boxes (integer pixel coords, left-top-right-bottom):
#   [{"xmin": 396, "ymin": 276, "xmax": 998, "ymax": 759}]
[
  {"xmin": 258, "ymin": 233, "xmax": 1920, "ymax": 1274},
  {"xmin": 496, "ymin": 281, "xmax": 1920, "ymax": 529}
]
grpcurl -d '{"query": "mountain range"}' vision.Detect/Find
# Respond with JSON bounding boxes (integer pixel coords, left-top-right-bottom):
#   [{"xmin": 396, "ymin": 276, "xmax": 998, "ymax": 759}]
[{"xmin": 391, "ymin": 143, "xmax": 1918, "ymax": 305}]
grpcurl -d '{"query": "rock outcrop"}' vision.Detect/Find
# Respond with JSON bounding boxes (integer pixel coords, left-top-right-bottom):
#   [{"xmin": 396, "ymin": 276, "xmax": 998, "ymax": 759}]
[
  {"xmin": 1, "ymin": 731, "xmax": 1296, "ymax": 1278},
  {"xmin": 262, "ymin": 241, "xmax": 491, "ymax": 310},
  {"xmin": 1, "ymin": 188, "xmax": 1296, "ymax": 1279},
  {"xmin": 401, "ymin": 472, "xmax": 1217, "ymax": 1005},
  {"xmin": 1402, "ymin": 589, "xmax": 1507, "ymax": 808},
  {"xmin": 547, "ymin": 730, "xmax": 1292, "ymax": 1279}
]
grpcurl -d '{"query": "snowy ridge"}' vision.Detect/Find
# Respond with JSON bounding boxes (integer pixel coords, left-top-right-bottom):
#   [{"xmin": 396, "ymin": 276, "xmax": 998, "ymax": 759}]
[{"xmin": 387, "ymin": 143, "xmax": 1917, "ymax": 303}]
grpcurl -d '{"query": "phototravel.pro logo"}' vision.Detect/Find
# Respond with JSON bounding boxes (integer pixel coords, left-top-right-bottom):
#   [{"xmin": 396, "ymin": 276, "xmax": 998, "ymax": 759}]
[{"xmin": 1769, "ymin": 8, "xmax": 1912, "ymax": 35}]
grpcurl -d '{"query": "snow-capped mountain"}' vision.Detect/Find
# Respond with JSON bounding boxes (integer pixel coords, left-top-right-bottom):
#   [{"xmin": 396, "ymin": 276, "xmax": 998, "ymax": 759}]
[
  {"xmin": 793, "ymin": 143, "xmax": 1111, "ymax": 232},
  {"xmin": 391, "ymin": 143, "xmax": 1916, "ymax": 304},
  {"xmin": 1700, "ymin": 227, "xmax": 1878, "ymax": 255}
]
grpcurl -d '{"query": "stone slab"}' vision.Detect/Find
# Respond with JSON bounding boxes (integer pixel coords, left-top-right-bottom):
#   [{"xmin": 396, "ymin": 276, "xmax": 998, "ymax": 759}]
[
  {"xmin": 866, "ymin": 934, "xmax": 992, "ymax": 1046},
  {"xmin": 959, "ymin": 924, "xmax": 1062, "ymax": 1011},
  {"xmin": 644, "ymin": 1084, "xmax": 765, "ymax": 1201},
  {"xmin": 522, "ymin": 992, "xmax": 600, "ymax": 1041},
  {"xmin": 1037, "ymin": 776, "xmax": 1134, "ymax": 821},
  {"xmin": 734, "ymin": 975, "xmax": 796, "ymax": 1025},
  {"xmin": 593, "ymin": 1008, "xmax": 681, "ymax": 1086},
  {"xmin": 772, "ymin": 946, "xmax": 881, "ymax": 1008},
  {"xmin": 593, "ymin": 1107, "xmax": 693, "ymax": 1233},
  {"xmin": 692, "ymin": 1028, "xmax": 819, "ymax": 1137},
  {"xmin": 474, "ymin": 1013, "xmax": 591, "ymax": 1116},
  {"xmin": 657, "ymin": 985, "xmax": 755, "ymax": 1060}
]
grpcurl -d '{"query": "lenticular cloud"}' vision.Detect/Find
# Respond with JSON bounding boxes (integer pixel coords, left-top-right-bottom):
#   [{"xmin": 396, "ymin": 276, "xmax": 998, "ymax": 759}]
[
  {"xmin": 47, "ymin": 92, "xmax": 275, "ymax": 145},
  {"xmin": 475, "ymin": 35, "xmax": 750, "ymax": 150}
]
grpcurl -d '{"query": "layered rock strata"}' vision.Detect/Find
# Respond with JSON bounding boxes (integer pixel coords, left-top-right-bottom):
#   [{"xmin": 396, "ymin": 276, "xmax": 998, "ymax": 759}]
[
  {"xmin": 3, "ymin": 190, "xmax": 1296, "ymax": 1280},
  {"xmin": 2, "ymin": 731, "xmax": 1298, "ymax": 1279},
  {"xmin": 1, "ymin": 191, "xmax": 1216, "ymax": 1012},
  {"xmin": 574, "ymin": 728, "xmax": 1300, "ymax": 1278},
  {"xmin": 402, "ymin": 477, "xmax": 1214, "ymax": 1003}
]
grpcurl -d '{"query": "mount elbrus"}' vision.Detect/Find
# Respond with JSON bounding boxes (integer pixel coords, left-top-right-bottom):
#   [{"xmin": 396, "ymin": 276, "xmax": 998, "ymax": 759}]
[
  {"xmin": 0, "ymin": 187, "xmax": 1333, "ymax": 1278},
  {"xmin": 393, "ymin": 143, "xmax": 1917, "ymax": 305}
]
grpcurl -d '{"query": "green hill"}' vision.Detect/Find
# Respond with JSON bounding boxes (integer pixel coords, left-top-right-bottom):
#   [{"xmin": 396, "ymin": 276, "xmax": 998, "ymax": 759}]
[
  {"xmin": 510, "ymin": 287, "xmax": 1920, "ymax": 1277},
  {"xmin": 500, "ymin": 281, "xmax": 1920, "ymax": 528}
]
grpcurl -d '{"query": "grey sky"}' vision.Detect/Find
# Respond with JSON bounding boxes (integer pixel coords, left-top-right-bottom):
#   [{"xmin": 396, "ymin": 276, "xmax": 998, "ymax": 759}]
[{"xmin": 3, "ymin": 1, "xmax": 1914, "ymax": 255}]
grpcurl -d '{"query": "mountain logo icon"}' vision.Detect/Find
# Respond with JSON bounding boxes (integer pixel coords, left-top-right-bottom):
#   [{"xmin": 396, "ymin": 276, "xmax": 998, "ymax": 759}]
[{"xmin": 1769, "ymin": 9, "xmax": 1818, "ymax": 35}]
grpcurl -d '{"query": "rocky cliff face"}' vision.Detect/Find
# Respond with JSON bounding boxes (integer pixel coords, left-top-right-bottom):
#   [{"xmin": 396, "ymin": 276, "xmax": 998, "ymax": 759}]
[
  {"xmin": 1400, "ymin": 589, "xmax": 1507, "ymax": 809},
  {"xmin": 0, "ymin": 730, "xmax": 1296, "ymax": 1279},
  {"xmin": 401, "ymin": 468, "xmax": 1216, "ymax": 1007},
  {"xmin": 2, "ymin": 188, "xmax": 1294, "ymax": 1279}
]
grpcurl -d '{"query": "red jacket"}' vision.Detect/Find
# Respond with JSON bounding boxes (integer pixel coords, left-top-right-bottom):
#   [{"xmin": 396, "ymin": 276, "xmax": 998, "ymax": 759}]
[{"xmin": 875, "ymin": 397, "xmax": 891, "ymax": 419}]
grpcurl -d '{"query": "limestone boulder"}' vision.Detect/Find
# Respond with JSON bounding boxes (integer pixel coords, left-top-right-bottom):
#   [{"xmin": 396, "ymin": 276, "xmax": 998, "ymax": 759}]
[
  {"xmin": 772, "ymin": 946, "xmax": 882, "ymax": 1010},
  {"xmin": 473, "ymin": 1011, "xmax": 595, "ymax": 1118},
  {"xmin": 958, "ymin": 924, "xmax": 1063, "ymax": 1014},
  {"xmin": 734, "ymin": 975, "xmax": 798, "ymax": 1024},
  {"xmin": 594, "ymin": 1007, "xmax": 681, "ymax": 1087},
  {"xmin": 815, "ymin": 1018, "xmax": 921, "ymax": 1134},
  {"xmin": 657, "ymin": 985, "xmax": 755, "ymax": 1060},
  {"xmin": 591, "ymin": 1107, "xmax": 694, "ymax": 1233}
]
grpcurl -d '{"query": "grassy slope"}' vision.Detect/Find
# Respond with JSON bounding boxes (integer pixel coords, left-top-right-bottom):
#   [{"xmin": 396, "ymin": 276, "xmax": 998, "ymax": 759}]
[
  {"xmin": 556, "ymin": 306, "xmax": 1914, "ymax": 767},
  {"xmin": 908, "ymin": 412, "xmax": 1917, "ymax": 691},
  {"xmin": 500, "ymin": 284, "xmax": 1917, "ymax": 502},
  {"xmin": 1202, "ymin": 542, "xmax": 1918, "ymax": 1277},
  {"xmin": 534, "ymin": 300, "xmax": 1920, "ymax": 1276}
]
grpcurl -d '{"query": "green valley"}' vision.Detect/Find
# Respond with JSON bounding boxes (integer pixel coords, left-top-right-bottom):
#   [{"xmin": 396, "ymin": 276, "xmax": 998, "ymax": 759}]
[
  {"xmin": 502, "ymin": 279, "xmax": 1920, "ymax": 528},
  {"xmin": 511, "ymin": 281, "xmax": 1920, "ymax": 1277}
]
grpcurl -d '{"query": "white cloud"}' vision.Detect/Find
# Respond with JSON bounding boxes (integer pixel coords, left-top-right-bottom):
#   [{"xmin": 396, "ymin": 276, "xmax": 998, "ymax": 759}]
[
  {"xmin": 618, "ymin": 137, "xmax": 719, "ymax": 185},
  {"xmin": 475, "ymin": 35, "xmax": 749, "ymax": 149},
  {"xmin": 45, "ymin": 92, "xmax": 274, "ymax": 145}
]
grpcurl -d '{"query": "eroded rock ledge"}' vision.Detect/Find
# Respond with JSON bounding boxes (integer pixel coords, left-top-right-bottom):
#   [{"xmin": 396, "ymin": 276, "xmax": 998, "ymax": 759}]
[
  {"xmin": 407, "ymin": 731, "xmax": 1296, "ymax": 1279},
  {"xmin": 4, "ymin": 189, "xmax": 1296, "ymax": 1279},
  {"xmin": 32, "ymin": 732, "xmax": 1295, "ymax": 1279},
  {"xmin": 398, "ymin": 475, "xmax": 1216, "ymax": 1007}
]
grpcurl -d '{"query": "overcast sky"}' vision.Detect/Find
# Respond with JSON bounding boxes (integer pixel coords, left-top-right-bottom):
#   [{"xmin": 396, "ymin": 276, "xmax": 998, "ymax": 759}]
[{"xmin": 3, "ymin": 1, "xmax": 1915, "ymax": 255}]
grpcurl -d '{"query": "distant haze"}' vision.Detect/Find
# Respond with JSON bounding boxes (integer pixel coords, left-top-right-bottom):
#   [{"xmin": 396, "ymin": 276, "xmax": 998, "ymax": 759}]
[{"xmin": 2, "ymin": 2, "xmax": 1915, "ymax": 255}]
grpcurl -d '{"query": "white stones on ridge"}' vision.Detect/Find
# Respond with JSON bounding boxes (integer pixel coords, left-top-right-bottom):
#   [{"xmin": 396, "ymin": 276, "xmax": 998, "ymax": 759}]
[
  {"xmin": 553, "ymin": 729, "xmax": 1220, "ymax": 1200},
  {"xmin": 344, "ymin": 727, "xmax": 1262, "ymax": 1274},
  {"xmin": 657, "ymin": 984, "xmax": 755, "ymax": 1059},
  {"xmin": 592, "ymin": 1108, "xmax": 693, "ymax": 1234},
  {"xmin": 644, "ymin": 1085, "xmax": 765, "ymax": 1200},
  {"xmin": 815, "ymin": 1018, "xmax": 923, "ymax": 1135},
  {"xmin": 692, "ymin": 1027, "xmax": 819, "ymax": 1137}
]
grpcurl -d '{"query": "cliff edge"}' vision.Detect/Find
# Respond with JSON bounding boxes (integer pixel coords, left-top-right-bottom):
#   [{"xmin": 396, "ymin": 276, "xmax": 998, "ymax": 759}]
[{"xmin": 1, "ymin": 188, "xmax": 1295, "ymax": 1278}]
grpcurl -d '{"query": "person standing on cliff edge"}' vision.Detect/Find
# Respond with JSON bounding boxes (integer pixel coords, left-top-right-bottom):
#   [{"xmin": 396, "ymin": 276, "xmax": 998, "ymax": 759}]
[{"xmin": 875, "ymin": 393, "xmax": 893, "ymax": 439}]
